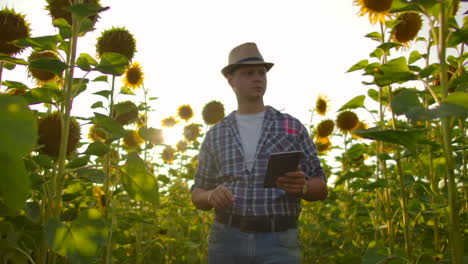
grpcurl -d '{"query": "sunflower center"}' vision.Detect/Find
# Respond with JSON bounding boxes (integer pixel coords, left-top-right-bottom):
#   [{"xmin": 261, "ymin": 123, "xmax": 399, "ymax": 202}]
[{"xmin": 363, "ymin": 0, "xmax": 393, "ymax": 12}]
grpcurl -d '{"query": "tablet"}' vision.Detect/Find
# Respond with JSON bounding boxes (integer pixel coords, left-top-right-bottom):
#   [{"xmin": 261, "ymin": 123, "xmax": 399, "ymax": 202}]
[{"xmin": 263, "ymin": 151, "xmax": 304, "ymax": 188}]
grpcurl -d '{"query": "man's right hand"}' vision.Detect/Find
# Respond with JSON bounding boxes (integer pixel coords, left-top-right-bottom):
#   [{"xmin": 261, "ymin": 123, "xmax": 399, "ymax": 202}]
[{"xmin": 207, "ymin": 185, "xmax": 234, "ymax": 210}]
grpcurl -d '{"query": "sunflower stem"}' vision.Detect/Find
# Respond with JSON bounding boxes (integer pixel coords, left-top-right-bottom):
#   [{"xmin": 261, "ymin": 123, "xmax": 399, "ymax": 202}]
[
  {"xmin": 438, "ymin": 2, "xmax": 463, "ymax": 263},
  {"xmin": 104, "ymin": 75, "xmax": 116, "ymax": 264},
  {"xmin": 388, "ymin": 87, "xmax": 412, "ymax": 263},
  {"xmin": 0, "ymin": 62, "xmax": 3, "ymax": 90}
]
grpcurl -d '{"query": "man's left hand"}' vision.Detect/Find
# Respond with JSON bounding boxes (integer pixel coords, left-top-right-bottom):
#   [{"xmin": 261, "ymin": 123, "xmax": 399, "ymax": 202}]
[{"xmin": 276, "ymin": 170, "xmax": 306, "ymax": 194}]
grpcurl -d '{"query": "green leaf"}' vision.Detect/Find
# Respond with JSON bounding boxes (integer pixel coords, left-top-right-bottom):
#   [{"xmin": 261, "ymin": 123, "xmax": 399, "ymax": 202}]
[
  {"xmin": 45, "ymin": 210, "xmax": 108, "ymax": 263},
  {"xmin": 84, "ymin": 141, "xmax": 109, "ymax": 156},
  {"xmin": 76, "ymin": 168, "xmax": 106, "ymax": 183},
  {"xmin": 67, "ymin": 156, "xmax": 90, "ymax": 169},
  {"xmin": 374, "ymin": 57, "xmax": 418, "ymax": 86},
  {"xmin": 338, "ymin": 95, "xmax": 365, "ymax": 111},
  {"xmin": 32, "ymin": 154, "xmax": 54, "ymax": 169},
  {"xmin": 409, "ymin": 50, "xmax": 422, "ymax": 64},
  {"xmin": 149, "ymin": 97, "xmax": 158, "ymax": 101},
  {"xmin": 0, "ymin": 55, "xmax": 28, "ymax": 65},
  {"xmin": 1, "ymin": 80, "xmax": 29, "ymax": 90},
  {"xmin": 377, "ymin": 42, "xmax": 402, "ymax": 52},
  {"xmin": 66, "ymin": 3, "xmax": 109, "ymax": 21},
  {"xmin": 365, "ymin": 32, "xmax": 382, "ymax": 42},
  {"xmin": 390, "ymin": 89, "xmax": 423, "ymax": 116},
  {"xmin": 353, "ymin": 127, "xmax": 426, "ymax": 152},
  {"xmin": 71, "ymin": 78, "xmax": 88, "ymax": 98},
  {"xmin": 368, "ymin": 89, "xmax": 379, "ymax": 102},
  {"xmin": 443, "ymin": 92, "xmax": 468, "ymax": 108},
  {"xmin": 448, "ymin": 27, "xmax": 468, "ymax": 47},
  {"xmin": 95, "ymin": 52, "xmax": 129, "ymax": 76},
  {"xmin": 92, "ymin": 114, "xmax": 126, "ymax": 139},
  {"xmin": 370, "ymin": 48, "xmax": 384, "ymax": 59},
  {"xmin": 0, "ymin": 95, "xmax": 37, "ymax": 161},
  {"xmin": 78, "ymin": 18, "xmax": 94, "ymax": 34},
  {"xmin": 120, "ymin": 86, "xmax": 135, "ymax": 95},
  {"xmin": 52, "ymin": 18, "xmax": 71, "ymax": 39},
  {"xmin": 420, "ymin": 63, "xmax": 439, "ymax": 78},
  {"xmin": 122, "ymin": 152, "xmax": 157, "ymax": 203},
  {"xmin": 2, "ymin": 62, "xmax": 15, "ymax": 70},
  {"xmin": 93, "ymin": 90, "xmax": 111, "ymax": 99},
  {"xmin": 91, "ymin": 101, "xmax": 104, "ymax": 109},
  {"xmin": 346, "ymin": 60, "xmax": 368, "ymax": 73},
  {"xmin": 407, "ymin": 103, "xmax": 468, "ymax": 120},
  {"xmin": 76, "ymin": 53, "xmax": 97, "ymax": 71},
  {"xmin": 29, "ymin": 57, "xmax": 67, "ymax": 76},
  {"xmin": 13, "ymin": 35, "xmax": 61, "ymax": 52},
  {"xmin": 23, "ymin": 88, "xmax": 63, "ymax": 104},
  {"xmin": 0, "ymin": 159, "xmax": 30, "ymax": 211},
  {"xmin": 92, "ymin": 75, "xmax": 108, "ymax": 82}
]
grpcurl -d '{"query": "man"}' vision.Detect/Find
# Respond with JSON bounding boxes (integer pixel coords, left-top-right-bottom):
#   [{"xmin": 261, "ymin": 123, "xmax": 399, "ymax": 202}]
[{"xmin": 191, "ymin": 42, "xmax": 328, "ymax": 263}]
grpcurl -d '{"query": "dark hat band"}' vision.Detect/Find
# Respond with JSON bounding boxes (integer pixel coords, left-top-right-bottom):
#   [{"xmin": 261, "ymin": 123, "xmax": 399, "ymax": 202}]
[{"xmin": 236, "ymin": 57, "xmax": 264, "ymax": 64}]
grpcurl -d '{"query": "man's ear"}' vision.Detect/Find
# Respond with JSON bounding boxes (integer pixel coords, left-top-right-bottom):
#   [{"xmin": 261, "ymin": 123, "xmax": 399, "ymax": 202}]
[{"xmin": 227, "ymin": 74, "xmax": 233, "ymax": 87}]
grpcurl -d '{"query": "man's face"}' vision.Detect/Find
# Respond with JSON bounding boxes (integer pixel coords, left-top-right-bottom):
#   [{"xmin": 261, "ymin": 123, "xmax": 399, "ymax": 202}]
[{"xmin": 228, "ymin": 65, "xmax": 267, "ymax": 103}]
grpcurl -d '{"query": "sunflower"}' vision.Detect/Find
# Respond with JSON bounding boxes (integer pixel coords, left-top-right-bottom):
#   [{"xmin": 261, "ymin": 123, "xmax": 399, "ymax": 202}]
[
  {"xmin": 46, "ymin": 0, "xmax": 101, "ymax": 27},
  {"xmin": 27, "ymin": 50, "xmax": 62, "ymax": 84},
  {"xmin": 112, "ymin": 101, "xmax": 139, "ymax": 125},
  {"xmin": 88, "ymin": 124, "xmax": 107, "ymax": 142},
  {"xmin": 315, "ymin": 119, "xmax": 334, "ymax": 143},
  {"xmin": 38, "ymin": 112, "xmax": 81, "ymax": 157},
  {"xmin": 315, "ymin": 138, "xmax": 332, "ymax": 154},
  {"xmin": 354, "ymin": 0, "xmax": 393, "ymax": 24},
  {"xmin": 123, "ymin": 130, "xmax": 144, "ymax": 149},
  {"xmin": 184, "ymin": 123, "xmax": 201, "ymax": 141},
  {"xmin": 139, "ymin": 127, "xmax": 164, "ymax": 145},
  {"xmin": 0, "ymin": 8, "xmax": 31, "ymax": 56},
  {"xmin": 92, "ymin": 185, "xmax": 105, "ymax": 212},
  {"xmin": 161, "ymin": 116, "xmax": 178, "ymax": 128},
  {"xmin": 161, "ymin": 145, "xmax": 176, "ymax": 163},
  {"xmin": 123, "ymin": 62, "xmax": 144, "ymax": 90},
  {"xmin": 351, "ymin": 121, "xmax": 368, "ymax": 139},
  {"xmin": 315, "ymin": 94, "xmax": 330, "ymax": 116},
  {"xmin": 177, "ymin": 104, "xmax": 194, "ymax": 121},
  {"xmin": 96, "ymin": 27, "xmax": 136, "ymax": 62},
  {"xmin": 336, "ymin": 111, "xmax": 359, "ymax": 133},
  {"xmin": 392, "ymin": 12, "xmax": 422, "ymax": 45},
  {"xmin": 176, "ymin": 140, "xmax": 188, "ymax": 152},
  {"xmin": 136, "ymin": 113, "xmax": 147, "ymax": 128},
  {"xmin": 202, "ymin": 100, "xmax": 225, "ymax": 125}
]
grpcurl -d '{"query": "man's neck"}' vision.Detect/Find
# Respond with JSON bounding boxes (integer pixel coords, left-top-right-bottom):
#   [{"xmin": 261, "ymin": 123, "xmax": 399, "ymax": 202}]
[{"xmin": 237, "ymin": 102, "xmax": 265, "ymax": 115}]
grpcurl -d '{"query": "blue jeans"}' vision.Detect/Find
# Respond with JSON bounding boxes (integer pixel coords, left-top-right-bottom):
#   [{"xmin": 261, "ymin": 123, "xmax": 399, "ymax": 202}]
[{"xmin": 208, "ymin": 220, "xmax": 301, "ymax": 264}]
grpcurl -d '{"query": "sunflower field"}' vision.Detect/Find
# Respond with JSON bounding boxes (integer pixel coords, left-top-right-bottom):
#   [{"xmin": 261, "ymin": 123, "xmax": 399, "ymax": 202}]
[{"xmin": 0, "ymin": 0, "xmax": 466, "ymax": 263}]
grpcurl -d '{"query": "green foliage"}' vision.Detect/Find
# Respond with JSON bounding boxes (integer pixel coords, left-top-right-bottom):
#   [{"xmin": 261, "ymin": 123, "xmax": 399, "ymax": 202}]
[
  {"xmin": 45, "ymin": 209, "xmax": 108, "ymax": 264},
  {"xmin": 121, "ymin": 152, "xmax": 158, "ymax": 203}
]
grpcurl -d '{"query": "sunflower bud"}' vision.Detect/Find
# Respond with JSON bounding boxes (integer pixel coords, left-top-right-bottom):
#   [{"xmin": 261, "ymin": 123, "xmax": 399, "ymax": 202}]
[
  {"xmin": 96, "ymin": 27, "xmax": 136, "ymax": 62},
  {"xmin": 177, "ymin": 104, "xmax": 194, "ymax": 121},
  {"xmin": 0, "ymin": 8, "xmax": 31, "ymax": 56},
  {"xmin": 28, "ymin": 50, "xmax": 62, "ymax": 84},
  {"xmin": 112, "ymin": 101, "xmax": 139, "ymax": 125},
  {"xmin": 202, "ymin": 100, "xmax": 225, "ymax": 125},
  {"xmin": 336, "ymin": 111, "xmax": 359, "ymax": 133},
  {"xmin": 38, "ymin": 112, "xmax": 81, "ymax": 157}
]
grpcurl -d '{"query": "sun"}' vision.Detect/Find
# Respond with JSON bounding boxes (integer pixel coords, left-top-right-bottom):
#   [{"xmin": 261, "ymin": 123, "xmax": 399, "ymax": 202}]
[{"xmin": 161, "ymin": 125, "xmax": 184, "ymax": 147}]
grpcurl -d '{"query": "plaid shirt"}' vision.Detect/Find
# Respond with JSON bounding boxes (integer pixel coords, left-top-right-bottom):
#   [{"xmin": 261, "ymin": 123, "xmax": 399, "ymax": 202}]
[{"xmin": 193, "ymin": 106, "xmax": 325, "ymax": 217}]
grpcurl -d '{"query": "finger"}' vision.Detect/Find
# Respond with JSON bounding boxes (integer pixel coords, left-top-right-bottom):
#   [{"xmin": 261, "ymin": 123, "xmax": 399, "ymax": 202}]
[{"xmin": 220, "ymin": 186, "xmax": 234, "ymax": 201}]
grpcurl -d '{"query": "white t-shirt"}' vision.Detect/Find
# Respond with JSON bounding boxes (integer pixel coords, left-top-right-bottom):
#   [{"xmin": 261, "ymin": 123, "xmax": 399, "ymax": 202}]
[{"xmin": 235, "ymin": 111, "xmax": 265, "ymax": 171}]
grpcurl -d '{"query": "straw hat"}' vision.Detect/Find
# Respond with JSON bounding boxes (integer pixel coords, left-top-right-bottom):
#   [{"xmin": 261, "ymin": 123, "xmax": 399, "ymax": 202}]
[{"xmin": 221, "ymin": 42, "xmax": 274, "ymax": 77}]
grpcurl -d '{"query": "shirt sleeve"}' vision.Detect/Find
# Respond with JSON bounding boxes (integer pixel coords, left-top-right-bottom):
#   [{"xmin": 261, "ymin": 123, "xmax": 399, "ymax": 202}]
[
  {"xmin": 298, "ymin": 123, "xmax": 326, "ymax": 181},
  {"xmin": 191, "ymin": 131, "xmax": 219, "ymax": 191}
]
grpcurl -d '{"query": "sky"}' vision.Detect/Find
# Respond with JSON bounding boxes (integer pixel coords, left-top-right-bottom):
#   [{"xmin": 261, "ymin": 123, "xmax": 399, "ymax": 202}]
[{"xmin": 1, "ymin": 0, "xmax": 467, "ymax": 146}]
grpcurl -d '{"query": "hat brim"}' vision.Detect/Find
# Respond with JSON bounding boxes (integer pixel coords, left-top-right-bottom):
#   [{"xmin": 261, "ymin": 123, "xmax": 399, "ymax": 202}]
[{"xmin": 222, "ymin": 62, "xmax": 274, "ymax": 77}]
